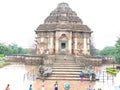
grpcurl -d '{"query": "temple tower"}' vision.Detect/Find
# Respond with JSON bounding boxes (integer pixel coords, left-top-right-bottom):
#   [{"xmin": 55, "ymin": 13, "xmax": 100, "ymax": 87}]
[{"xmin": 35, "ymin": 2, "xmax": 92, "ymax": 55}]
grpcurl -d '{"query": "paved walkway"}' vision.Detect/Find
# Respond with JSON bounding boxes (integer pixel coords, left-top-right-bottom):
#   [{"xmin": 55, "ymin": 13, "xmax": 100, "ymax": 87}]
[
  {"xmin": 32, "ymin": 79, "xmax": 115, "ymax": 90},
  {"xmin": 33, "ymin": 80, "xmax": 95, "ymax": 90}
]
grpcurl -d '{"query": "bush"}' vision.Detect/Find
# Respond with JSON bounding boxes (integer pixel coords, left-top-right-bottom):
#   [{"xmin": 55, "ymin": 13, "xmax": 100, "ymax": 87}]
[
  {"xmin": 0, "ymin": 54, "xmax": 5, "ymax": 57},
  {"xmin": 0, "ymin": 56, "xmax": 6, "ymax": 60},
  {"xmin": 0, "ymin": 62, "xmax": 10, "ymax": 68},
  {"xmin": 106, "ymin": 67, "xmax": 118, "ymax": 75}
]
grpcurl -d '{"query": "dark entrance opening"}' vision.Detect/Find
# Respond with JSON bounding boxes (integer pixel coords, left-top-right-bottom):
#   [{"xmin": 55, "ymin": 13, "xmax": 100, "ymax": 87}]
[{"xmin": 61, "ymin": 43, "xmax": 66, "ymax": 49}]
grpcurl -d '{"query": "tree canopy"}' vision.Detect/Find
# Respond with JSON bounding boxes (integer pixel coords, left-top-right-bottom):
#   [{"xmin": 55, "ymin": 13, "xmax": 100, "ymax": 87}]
[
  {"xmin": 99, "ymin": 46, "xmax": 116, "ymax": 56},
  {"xmin": 0, "ymin": 43, "xmax": 28, "ymax": 55},
  {"xmin": 115, "ymin": 36, "xmax": 120, "ymax": 63}
]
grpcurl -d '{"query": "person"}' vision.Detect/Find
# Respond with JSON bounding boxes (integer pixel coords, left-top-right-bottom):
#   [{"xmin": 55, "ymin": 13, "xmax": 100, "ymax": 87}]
[
  {"xmin": 75, "ymin": 53, "xmax": 78, "ymax": 63},
  {"xmin": 42, "ymin": 80, "xmax": 44, "ymax": 90},
  {"xmin": 64, "ymin": 55, "xmax": 66, "ymax": 61},
  {"xmin": 89, "ymin": 73, "xmax": 92, "ymax": 81},
  {"xmin": 89, "ymin": 71, "xmax": 94, "ymax": 82},
  {"xmin": 79, "ymin": 71, "xmax": 84, "ymax": 82},
  {"xmin": 114, "ymin": 66, "xmax": 120, "ymax": 90},
  {"xmin": 29, "ymin": 84, "xmax": 32, "ymax": 90},
  {"xmin": 54, "ymin": 81, "xmax": 58, "ymax": 90},
  {"xmin": 87, "ymin": 85, "xmax": 92, "ymax": 90},
  {"xmin": 5, "ymin": 84, "xmax": 10, "ymax": 90}
]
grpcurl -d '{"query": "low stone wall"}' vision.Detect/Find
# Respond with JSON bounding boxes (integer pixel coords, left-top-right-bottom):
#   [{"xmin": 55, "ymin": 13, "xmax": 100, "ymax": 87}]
[
  {"xmin": 76, "ymin": 56, "xmax": 116, "ymax": 66},
  {"xmin": 76, "ymin": 56, "xmax": 102, "ymax": 66},
  {"xmin": 6, "ymin": 54, "xmax": 55, "ymax": 65},
  {"xmin": 102, "ymin": 56, "xmax": 116, "ymax": 64},
  {"xmin": 6, "ymin": 55, "xmax": 24, "ymax": 62},
  {"xmin": 6, "ymin": 55, "xmax": 114, "ymax": 66}
]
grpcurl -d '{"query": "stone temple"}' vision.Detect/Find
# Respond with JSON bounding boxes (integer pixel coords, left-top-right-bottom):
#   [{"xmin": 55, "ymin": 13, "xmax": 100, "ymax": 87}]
[{"xmin": 35, "ymin": 2, "xmax": 92, "ymax": 55}]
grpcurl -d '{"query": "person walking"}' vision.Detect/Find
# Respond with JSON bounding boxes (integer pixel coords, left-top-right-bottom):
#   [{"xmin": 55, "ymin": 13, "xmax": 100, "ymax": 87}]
[
  {"xmin": 114, "ymin": 66, "xmax": 120, "ymax": 90},
  {"xmin": 5, "ymin": 84, "xmax": 10, "ymax": 90},
  {"xmin": 42, "ymin": 80, "xmax": 45, "ymax": 90},
  {"xmin": 89, "ymin": 73, "xmax": 92, "ymax": 82},
  {"xmin": 79, "ymin": 71, "xmax": 84, "ymax": 82},
  {"xmin": 29, "ymin": 84, "xmax": 32, "ymax": 90},
  {"xmin": 64, "ymin": 55, "xmax": 66, "ymax": 61},
  {"xmin": 54, "ymin": 81, "xmax": 58, "ymax": 90},
  {"xmin": 87, "ymin": 85, "xmax": 92, "ymax": 90}
]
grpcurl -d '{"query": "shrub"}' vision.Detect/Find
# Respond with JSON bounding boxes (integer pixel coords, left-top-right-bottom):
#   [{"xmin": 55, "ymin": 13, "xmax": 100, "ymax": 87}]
[
  {"xmin": 0, "ymin": 62, "xmax": 10, "ymax": 68},
  {"xmin": 106, "ymin": 67, "xmax": 118, "ymax": 75}
]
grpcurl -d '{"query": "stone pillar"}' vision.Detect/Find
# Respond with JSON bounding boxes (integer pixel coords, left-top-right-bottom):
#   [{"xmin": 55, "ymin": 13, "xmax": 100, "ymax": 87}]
[
  {"xmin": 50, "ymin": 37, "xmax": 53, "ymax": 54},
  {"xmin": 87, "ymin": 37, "xmax": 90, "ymax": 55},
  {"xmin": 83, "ymin": 35, "xmax": 86, "ymax": 50},
  {"xmin": 74, "ymin": 34, "xmax": 77, "ymax": 54},
  {"xmin": 75, "ymin": 38, "xmax": 77, "ymax": 49},
  {"xmin": 55, "ymin": 32, "xmax": 59, "ymax": 54},
  {"xmin": 50, "ymin": 37, "xmax": 53, "ymax": 48},
  {"xmin": 83, "ymin": 33, "xmax": 87, "ymax": 55},
  {"xmin": 41, "ymin": 37, "xmax": 44, "ymax": 42},
  {"xmin": 68, "ymin": 32, "xmax": 72, "ymax": 54},
  {"xmin": 87, "ymin": 38, "xmax": 90, "ymax": 50}
]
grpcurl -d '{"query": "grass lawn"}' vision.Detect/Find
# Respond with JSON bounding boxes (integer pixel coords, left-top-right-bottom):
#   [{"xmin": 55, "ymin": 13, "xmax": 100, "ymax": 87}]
[{"xmin": 0, "ymin": 61, "xmax": 11, "ymax": 68}]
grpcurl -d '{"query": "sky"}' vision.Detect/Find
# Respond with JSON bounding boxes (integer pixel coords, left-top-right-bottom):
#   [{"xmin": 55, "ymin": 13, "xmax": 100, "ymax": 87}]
[{"xmin": 0, "ymin": 0, "xmax": 120, "ymax": 50}]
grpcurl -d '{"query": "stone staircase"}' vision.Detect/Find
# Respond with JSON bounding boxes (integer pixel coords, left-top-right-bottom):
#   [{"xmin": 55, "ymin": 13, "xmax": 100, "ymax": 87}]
[{"xmin": 46, "ymin": 55, "xmax": 86, "ymax": 81}]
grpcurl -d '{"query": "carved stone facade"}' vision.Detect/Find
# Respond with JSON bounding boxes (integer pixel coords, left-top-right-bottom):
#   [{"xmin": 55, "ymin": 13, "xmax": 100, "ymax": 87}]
[{"xmin": 35, "ymin": 2, "xmax": 92, "ymax": 55}]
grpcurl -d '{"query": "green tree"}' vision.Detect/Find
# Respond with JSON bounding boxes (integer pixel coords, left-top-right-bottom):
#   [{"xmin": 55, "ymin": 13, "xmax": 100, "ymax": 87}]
[
  {"xmin": 0, "ymin": 42, "xmax": 28, "ymax": 55},
  {"xmin": 99, "ymin": 46, "xmax": 116, "ymax": 56},
  {"xmin": 94, "ymin": 49, "xmax": 101, "ymax": 55},
  {"xmin": 0, "ymin": 43, "xmax": 8, "ymax": 54},
  {"xmin": 115, "ymin": 36, "xmax": 120, "ymax": 63}
]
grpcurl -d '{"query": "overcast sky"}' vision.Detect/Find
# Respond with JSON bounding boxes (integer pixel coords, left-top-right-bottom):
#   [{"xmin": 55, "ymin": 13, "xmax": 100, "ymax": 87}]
[{"xmin": 0, "ymin": 0, "xmax": 120, "ymax": 49}]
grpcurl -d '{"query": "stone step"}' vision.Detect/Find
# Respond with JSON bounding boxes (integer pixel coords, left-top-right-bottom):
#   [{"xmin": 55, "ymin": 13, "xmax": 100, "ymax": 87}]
[
  {"xmin": 55, "ymin": 56, "xmax": 74, "ymax": 60},
  {"xmin": 55, "ymin": 60, "xmax": 75, "ymax": 63},
  {"xmin": 52, "ymin": 72, "xmax": 80, "ymax": 75},
  {"xmin": 45, "ymin": 77, "xmax": 90, "ymax": 81},
  {"xmin": 55, "ymin": 61, "xmax": 75, "ymax": 63},
  {"xmin": 52, "ymin": 69, "xmax": 81, "ymax": 72},
  {"xmin": 53, "ymin": 64, "xmax": 80, "ymax": 67},
  {"xmin": 53, "ymin": 63, "xmax": 78, "ymax": 65},
  {"xmin": 52, "ymin": 67, "xmax": 83, "ymax": 69},
  {"xmin": 44, "ymin": 55, "xmax": 88, "ymax": 81},
  {"xmin": 50, "ymin": 74, "xmax": 79, "ymax": 77}
]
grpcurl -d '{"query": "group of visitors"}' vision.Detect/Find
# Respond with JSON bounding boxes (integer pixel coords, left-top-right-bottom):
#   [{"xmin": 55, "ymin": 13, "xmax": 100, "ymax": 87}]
[
  {"xmin": 41, "ymin": 80, "xmax": 58, "ymax": 90},
  {"xmin": 5, "ymin": 81, "xmax": 58, "ymax": 90},
  {"xmin": 79, "ymin": 71, "xmax": 94, "ymax": 82}
]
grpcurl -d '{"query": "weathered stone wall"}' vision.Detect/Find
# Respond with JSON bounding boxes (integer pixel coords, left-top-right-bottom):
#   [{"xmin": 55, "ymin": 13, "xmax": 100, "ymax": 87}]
[
  {"xmin": 102, "ymin": 56, "xmax": 115, "ymax": 64},
  {"xmin": 6, "ymin": 55, "xmax": 25, "ymax": 62},
  {"xmin": 75, "ymin": 56, "xmax": 116, "ymax": 66},
  {"xmin": 6, "ymin": 54, "xmax": 114, "ymax": 66},
  {"xmin": 6, "ymin": 55, "xmax": 55, "ymax": 65},
  {"xmin": 75, "ymin": 56, "xmax": 102, "ymax": 66}
]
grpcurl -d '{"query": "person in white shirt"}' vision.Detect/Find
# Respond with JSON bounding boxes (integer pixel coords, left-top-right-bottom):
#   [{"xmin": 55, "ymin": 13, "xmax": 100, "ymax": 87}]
[
  {"xmin": 54, "ymin": 81, "xmax": 58, "ymax": 90},
  {"xmin": 114, "ymin": 66, "xmax": 120, "ymax": 90}
]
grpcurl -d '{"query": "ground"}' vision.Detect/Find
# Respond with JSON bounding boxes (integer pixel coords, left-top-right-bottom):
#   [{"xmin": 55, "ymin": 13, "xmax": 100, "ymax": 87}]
[{"xmin": 33, "ymin": 79, "xmax": 95, "ymax": 90}]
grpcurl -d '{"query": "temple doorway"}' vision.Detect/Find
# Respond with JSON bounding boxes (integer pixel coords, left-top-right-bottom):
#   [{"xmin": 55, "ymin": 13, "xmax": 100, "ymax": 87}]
[
  {"xmin": 60, "ymin": 41, "xmax": 68, "ymax": 53},
  {"xmin": 59, "ymin": 34, "xmax": 68, "ymax": 54}
]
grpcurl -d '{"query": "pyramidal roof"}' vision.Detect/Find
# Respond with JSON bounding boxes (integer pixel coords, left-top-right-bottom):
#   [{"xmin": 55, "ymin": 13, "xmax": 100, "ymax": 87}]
[
  {"xmin": 36, "ymin": 2, "xmax": 91, "ymax": 32},
  {"xmin": 44, "ymin": 2, "xmax": 83, "ymax": 24}
]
